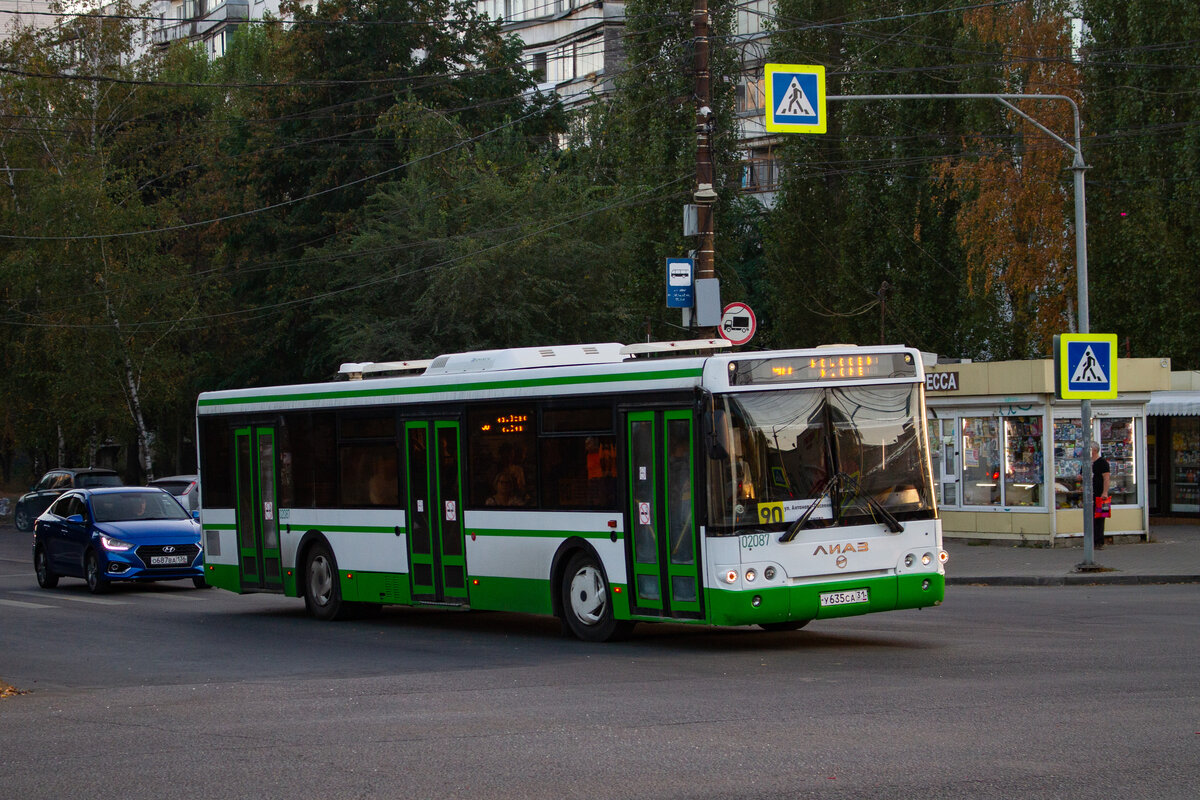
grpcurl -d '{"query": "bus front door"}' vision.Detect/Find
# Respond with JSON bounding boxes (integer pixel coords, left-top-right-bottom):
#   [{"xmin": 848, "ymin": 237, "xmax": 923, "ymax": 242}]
[
  {"xmin": 626, "ymin": 410, "xmax": 703, "ymax": 619},
  {"xmin": 404, "ymin": 420, "xmax": 468, "ymax": 604},
  {"xmin": 233, "ymin": 426, "xmax": 283, "ymax": 592}
]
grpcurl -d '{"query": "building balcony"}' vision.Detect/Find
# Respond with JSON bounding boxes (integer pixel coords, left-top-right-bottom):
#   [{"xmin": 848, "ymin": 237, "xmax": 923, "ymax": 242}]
[{"xmin": 152, "ymin": 2, "xmax": 250, "ymax": 47}]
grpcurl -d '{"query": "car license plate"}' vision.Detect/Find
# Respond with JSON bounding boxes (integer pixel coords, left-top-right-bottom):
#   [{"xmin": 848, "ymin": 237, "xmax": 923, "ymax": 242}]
[
  {"xmin": 150, "ymin": 555, "xmax": 189, "ymax": 566},
  {"xmin": 819, "ymin": 588, "xmax": 869, "ymax": 607}
]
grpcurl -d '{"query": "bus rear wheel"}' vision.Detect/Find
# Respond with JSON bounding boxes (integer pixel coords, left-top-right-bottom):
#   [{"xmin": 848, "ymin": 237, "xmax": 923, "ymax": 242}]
[{"xmin": 560, "ymin": 551, "xmax": 632, "ymax": 642}]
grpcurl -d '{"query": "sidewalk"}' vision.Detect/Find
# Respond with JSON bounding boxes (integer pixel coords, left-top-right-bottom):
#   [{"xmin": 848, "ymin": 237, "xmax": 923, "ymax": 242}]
[{"xmin": 943, "ymin": 523, "xmax": 1200, "ymax": 585}]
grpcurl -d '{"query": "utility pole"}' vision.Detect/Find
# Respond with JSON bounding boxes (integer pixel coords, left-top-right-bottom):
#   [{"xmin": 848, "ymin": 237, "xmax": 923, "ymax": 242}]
[
  {"xmin": 693, "ymin": 0, "xmax": 717, "ymax": 283},
  {"xmin": 877, "ymin": 280, "xmax": 890, "ymax": 345}
]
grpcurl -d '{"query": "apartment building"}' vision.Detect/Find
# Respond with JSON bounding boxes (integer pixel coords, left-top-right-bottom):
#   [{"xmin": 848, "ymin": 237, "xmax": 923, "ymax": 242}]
[
  {"xmin": 143, "ymin": 0, "xmax": 776, "ymax": 199},
  {"xmin": 1, "ymin": 0, "xmax": 57, "ymax": 38}
]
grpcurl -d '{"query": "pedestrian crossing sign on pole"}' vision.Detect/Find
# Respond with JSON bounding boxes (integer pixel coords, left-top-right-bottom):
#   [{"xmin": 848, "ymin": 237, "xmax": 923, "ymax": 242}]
[
  {"xmin": 1055, "ymin": 333, "xmax": 1118, "ymax": 399},
  {"xmin": 764, "ymin": 64, "xmax": 827, "ymax": 134}
]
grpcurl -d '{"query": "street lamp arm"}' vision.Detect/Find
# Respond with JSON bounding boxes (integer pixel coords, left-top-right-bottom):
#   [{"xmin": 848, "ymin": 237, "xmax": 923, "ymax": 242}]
[{"xmin": 829, "ymin": 92, "xmax": 1083, "ymax": 163}]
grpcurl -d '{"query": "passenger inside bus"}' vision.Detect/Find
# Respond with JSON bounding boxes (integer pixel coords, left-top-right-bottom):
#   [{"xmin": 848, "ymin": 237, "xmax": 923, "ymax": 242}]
[{"xmin": 486, "ymin": 470, "xmax": 527, "ymax": 507}]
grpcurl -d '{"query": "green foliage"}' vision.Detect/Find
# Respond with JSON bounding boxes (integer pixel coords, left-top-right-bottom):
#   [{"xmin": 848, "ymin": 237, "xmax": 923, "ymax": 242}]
[
  {"xmin": 0, "ymin": 2, "xmax": 209, "ymax": 476},
  {"xmin": 1, "ymin": 0, "xmax": 1198, "ymax": 479},
  {"xmin": 1081, "ymin": 0, "xmax": 1200, "ymax": 366},
  {"xmin": 764, "ymin": 0, "xmax": 1057, "ymax": 359}
]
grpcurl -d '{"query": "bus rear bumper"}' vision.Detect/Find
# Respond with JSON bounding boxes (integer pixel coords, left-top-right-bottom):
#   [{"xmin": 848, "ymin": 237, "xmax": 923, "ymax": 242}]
[{"xmin": 704, "ymin": 572, "xmax": 945, "ymax": 627}]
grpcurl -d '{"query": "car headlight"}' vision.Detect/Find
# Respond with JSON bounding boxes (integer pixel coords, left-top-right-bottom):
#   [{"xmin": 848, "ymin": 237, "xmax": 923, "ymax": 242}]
[{"xmin": 100, "ymin": 534, "xmax": 134, "ymax": 551}]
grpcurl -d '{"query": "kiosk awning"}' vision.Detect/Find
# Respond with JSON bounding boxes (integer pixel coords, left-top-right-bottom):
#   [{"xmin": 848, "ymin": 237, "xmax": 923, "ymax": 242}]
[{"xmin": 1147, "ymin": 391, "xmax": 1200, "ymax": 416}]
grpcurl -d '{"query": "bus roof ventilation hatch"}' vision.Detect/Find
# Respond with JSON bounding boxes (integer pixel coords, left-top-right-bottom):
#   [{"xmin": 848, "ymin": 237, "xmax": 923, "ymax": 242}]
[
  {"xmin": 621, "ymin": 339, "xmax": 732, "ymax": 359},
  {"xmin": 338, "ymin": 360, "xmax": 434, "ymax": 380},
  {"xmin": 423, "ymin": 343, "xmax": 626, "ymax": 374}
]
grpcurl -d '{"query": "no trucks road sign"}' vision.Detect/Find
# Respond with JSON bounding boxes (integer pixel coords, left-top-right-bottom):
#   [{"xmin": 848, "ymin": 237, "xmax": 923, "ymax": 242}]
[{"xmin": 719, "ymin": 302, "xmax": 757, "ymax": 346}]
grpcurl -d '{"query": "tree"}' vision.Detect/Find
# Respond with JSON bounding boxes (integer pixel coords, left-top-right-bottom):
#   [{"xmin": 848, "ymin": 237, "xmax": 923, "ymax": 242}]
[
  {"xmin": 933, "ymin": 0, "xmax": 1082, "ymax": 358},
  {"xmin": 0, "ymin": 3, "xmax": 205, "ymax": 478},
  {"xmin": 301, "ymin": 105, "xmax": 622, "ymax": 363},
  {"xmin": 765, "ymin": 0, "xmax": 1000, "ymax": 358},
  {"xmin": 562, "ymin": 0, "xmax": 743, "ymax": 342},
  {"xmin": 1081, "ymin": 0, "xmax": 1200, "ymax": 365},
  {"xmin": 206, "ymin": 0, "xmax": 562, "ymax": 380}
]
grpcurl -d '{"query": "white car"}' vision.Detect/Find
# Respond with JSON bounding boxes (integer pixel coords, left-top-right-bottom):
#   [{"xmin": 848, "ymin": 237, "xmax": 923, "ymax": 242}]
[{"xmin": 148, "ymin": 475, "xmax": 200, "ymax": 514}]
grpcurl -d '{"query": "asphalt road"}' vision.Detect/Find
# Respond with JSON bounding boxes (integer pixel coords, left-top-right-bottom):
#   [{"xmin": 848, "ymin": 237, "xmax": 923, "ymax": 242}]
[{"xmin": 1, "ymin": 524, "xmax": 1197, "ymax": 799}]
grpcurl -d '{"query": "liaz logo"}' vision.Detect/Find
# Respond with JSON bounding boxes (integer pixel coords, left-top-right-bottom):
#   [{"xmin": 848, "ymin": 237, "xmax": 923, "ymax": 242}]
[{"xmin": 813, "ymin": 542, "xmax": 869, "ymax": 555}]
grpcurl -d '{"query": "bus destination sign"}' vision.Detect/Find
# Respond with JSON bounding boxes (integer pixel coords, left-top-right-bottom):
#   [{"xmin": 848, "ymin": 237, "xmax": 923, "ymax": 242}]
[{"xmin": 729, "ymin": 352, "xmax": 916, "ymax": 386}]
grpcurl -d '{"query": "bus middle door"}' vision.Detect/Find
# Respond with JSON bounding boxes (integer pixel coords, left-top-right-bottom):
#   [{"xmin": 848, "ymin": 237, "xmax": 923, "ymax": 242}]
[
  {"xmin": 626, "ymin": 410, "xmax": 703, "ymax": 619},
  {"xmin": 404, "ymin": 420, "xmax": 468, "ymax": 604}
]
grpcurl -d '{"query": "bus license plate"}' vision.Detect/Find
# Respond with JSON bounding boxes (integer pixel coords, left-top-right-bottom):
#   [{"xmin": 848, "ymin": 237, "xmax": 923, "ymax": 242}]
[
  {"xmin": 151, "ymin": 555, "xmax": 189, "ymax": 566},
  {"xmin": 819, "ymin": 588, "xmax": 869, "ymax": 607}
]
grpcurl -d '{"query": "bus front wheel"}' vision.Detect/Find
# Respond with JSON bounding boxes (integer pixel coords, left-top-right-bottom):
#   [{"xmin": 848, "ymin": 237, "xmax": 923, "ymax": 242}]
[
  {"xmin": 758, "ymin": 620, "xmax": 810, "ymax": 632},
  {"xmin": 303, "ymin": 541, "xmax": 350, "ymax": 621},
  {"xmin": 560, "ymin": 551, "xmax": 632, "ymax": 643}
]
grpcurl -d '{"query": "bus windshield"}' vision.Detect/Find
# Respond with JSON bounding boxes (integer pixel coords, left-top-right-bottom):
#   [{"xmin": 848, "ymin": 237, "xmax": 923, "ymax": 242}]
[{"xmin": 706, "ymin": 384, "xmax": 935, "ymax": 533}]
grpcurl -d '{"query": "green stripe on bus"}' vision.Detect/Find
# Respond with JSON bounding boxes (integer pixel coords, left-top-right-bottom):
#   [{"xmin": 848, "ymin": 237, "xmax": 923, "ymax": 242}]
[
  {"xmin": 204, "ymin": 524, "xmax": 399, "ymax": 534},
  {"xmin": 469, "ymin": 528, "xmax": 617, "ymax": 540},
  {"xmin": 197, "ymin": 367, "xmax": 703, "ymax": 408},
  {"xmin": 301, "ymin": 525, "xmax": 400, "ymax": 534}
]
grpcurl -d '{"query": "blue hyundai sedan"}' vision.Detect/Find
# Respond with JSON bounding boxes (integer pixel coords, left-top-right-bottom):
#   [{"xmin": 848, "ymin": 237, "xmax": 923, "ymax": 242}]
[{"xmin": 33, "ymin": 487, "xmax": 205, "ymax": 593}]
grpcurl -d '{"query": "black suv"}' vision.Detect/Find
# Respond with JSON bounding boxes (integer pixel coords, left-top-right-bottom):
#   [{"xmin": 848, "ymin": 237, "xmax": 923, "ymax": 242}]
[{"xmin": 13, "ymin": 468, "xmax": 123, "ymax": 531}]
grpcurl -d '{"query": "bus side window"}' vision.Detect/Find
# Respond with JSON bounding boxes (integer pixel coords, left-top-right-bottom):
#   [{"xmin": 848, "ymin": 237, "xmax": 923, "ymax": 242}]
[
  {"xmin": 539, "ymin": 435, "xmax": 617, "ymax": 509},
  {"xmin": 338, "ymin": 443, "xmax": 400, "ymax": 507},
  {"xmin": 468, "ymin": 406, "xmax": 537, "ymax": 508}
]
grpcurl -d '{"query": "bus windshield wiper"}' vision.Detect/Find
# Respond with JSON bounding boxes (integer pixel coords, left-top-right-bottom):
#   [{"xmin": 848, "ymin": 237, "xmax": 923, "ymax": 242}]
[
  {"xmin": 779, "ymin": 471, "xmax": 903, "ymax": 542},
  {"xmin": 837, "ymin": 471, "xmax": 904, "ymax": 534},
  {"xmin": 779, "ymin": 475, "xmax": 839, "ymax": 543}
]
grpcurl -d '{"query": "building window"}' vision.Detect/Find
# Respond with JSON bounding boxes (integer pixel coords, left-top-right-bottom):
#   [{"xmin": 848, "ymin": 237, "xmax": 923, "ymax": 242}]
[
  {"xmin": 575, "ymin": 37, "xmax": 604, "ymax": 77},
  {"xmin": 476, "ymin": 0, "xmax": 504, "ymax": 20},
  {"xmin": 1004, "ymin": 416, "xmax": 1044, "ymax": 507},
  {"xmin": 929, "ymin": 417, "xmax": 959, "ymax": 507},
  {"xmin": 1102, "ymin": 418, "xmax": 1137, "ymax": 505},
  {"xmin": 740, "ymin": 149, "xmax": 778, "ymax": 192},
  {"xmin": 548, "ymin": 36, "xmax": 604, "ymax": 84},
  {"xmin": 1054, "ymin": 417, "xmax": 1138, "ymax": 509},
  {"xmin": 531, "ymin": 52, "xmax": 548, "ymax": 82},
  {"xmin": 736, "ymin": 0, "xmax": 771, "ymax": 37},
  {"xmin": 736, "ymin": 75, "xmax": 766, "ymax": 113},
  {"xmin": 549, "ymin": 42, "xmax": 574, "ymax": 84},
  {"xmin": 1170, "ymin": 418, "xmax": 1200, "ymax": 512},
  {"xmin": 961, "ymin": 417, "xmax": 1001, "ymax": 506}
]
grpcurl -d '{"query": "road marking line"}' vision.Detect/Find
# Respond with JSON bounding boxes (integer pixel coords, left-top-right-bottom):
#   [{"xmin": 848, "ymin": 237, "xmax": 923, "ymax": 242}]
[
  {"xmin": 144, "ymin": 591, "xmax": 206, "ymax": 601},
  {"xmin": 14, "ymin": 591, "xmax": 126, "ymax": 605},
  {"xmin": 0, "ymin": 597, "xmax": 54, "ymax": 609}
]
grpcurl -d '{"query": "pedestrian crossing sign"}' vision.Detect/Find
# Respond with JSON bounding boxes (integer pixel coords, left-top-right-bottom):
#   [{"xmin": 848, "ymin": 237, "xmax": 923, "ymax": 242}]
[
  {"xmin": 1055, "ymin": 333, "xmax": 1118, "ymax": 399},
  {"xmin": 764, "ymin": 64, "xmax": 827, "ymax": 134}
]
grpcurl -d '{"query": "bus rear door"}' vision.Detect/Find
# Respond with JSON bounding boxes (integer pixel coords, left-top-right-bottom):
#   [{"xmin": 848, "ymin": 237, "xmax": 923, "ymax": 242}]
[
  {"xmin": 233, "ymin": 425, "xmax": 283, "ymax": 592},
  {"xmin": 626, "ymin": 410, "xmax": 703, "ymax": 619}
]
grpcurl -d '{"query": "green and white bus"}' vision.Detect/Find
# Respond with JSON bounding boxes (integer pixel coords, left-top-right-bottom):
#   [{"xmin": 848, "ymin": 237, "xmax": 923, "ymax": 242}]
[{"xmin": 195, "ymin": 340, "xmax": 945, "ymax": 641}]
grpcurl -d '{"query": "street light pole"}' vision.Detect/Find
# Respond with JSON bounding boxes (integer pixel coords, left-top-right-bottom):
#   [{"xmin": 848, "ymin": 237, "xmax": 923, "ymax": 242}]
[{"xmin": 828, "ymin": 92, "xmax": 1097, "ymax": 564}]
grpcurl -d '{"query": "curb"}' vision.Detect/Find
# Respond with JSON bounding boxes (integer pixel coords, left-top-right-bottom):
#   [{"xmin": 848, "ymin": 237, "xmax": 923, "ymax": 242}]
[{"xmin": 947, "ymin": 574, "xmax": 1200, "ymax": 586}]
